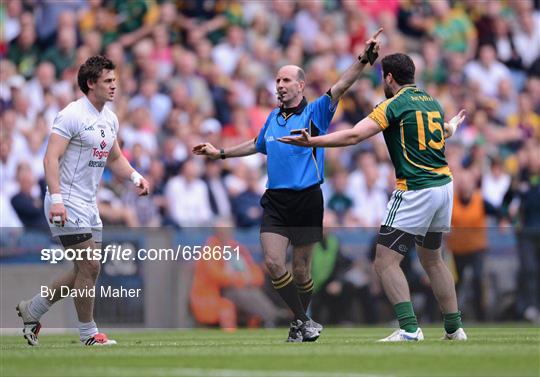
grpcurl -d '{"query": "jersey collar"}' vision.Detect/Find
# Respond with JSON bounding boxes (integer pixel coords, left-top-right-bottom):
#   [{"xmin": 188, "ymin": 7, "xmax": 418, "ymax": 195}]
[
  {"xmin": 396, "ymin": 84, "xmax": 417, "ymax": 95},
  {"xmin": 83, "ymin": 95, "xmax": 104, "ymax": 115},
  {"xmin": 280, "ymin": 97, "xmax": 307, "ymax": 117}
]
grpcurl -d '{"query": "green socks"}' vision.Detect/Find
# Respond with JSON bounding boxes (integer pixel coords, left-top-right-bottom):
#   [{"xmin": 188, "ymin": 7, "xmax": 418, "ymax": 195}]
[
  {"xmin": 444, "ymin": 312, "xmax": 463, "ymax": 334},
  {"xmin": 394, "ymin": 301, "xmax": 419, "ymax": 333},
  {"xmin": 394, "ymin": 302, "xmax": 462, "ymax": 334}
]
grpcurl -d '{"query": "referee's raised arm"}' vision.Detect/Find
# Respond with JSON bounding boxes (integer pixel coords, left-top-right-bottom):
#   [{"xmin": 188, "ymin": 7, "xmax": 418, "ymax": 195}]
[{"xmin": 329, "ymin": 28, "xmax": 383, "ymax": 107}]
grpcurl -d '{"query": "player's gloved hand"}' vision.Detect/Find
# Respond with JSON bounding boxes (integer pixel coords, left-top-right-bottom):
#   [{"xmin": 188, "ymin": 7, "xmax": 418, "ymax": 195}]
[{"xmin": 358, "ymin": 28, "xmax": 383, "ymax": 65}]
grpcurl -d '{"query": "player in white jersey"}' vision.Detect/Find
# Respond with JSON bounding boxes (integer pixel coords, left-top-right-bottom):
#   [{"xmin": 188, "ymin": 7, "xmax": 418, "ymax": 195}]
[{"xmin": 16, "ymin": 56, "xmax": 150, "ymax": 346}]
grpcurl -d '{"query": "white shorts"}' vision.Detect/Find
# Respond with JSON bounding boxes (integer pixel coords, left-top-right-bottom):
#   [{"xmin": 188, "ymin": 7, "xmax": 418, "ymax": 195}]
[
  {"xmin": 44, "ymin": 196, "xmax": 103, "ymax": 243},
  {"xmin": 382, "ymin": 181, "xmax": 453, "ymax": 236}
]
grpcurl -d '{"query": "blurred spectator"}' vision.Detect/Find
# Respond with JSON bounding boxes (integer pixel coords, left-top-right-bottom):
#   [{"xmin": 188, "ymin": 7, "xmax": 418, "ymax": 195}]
[
  {"xmin": 326, "ymin": 168, "xmax": 354, "ymax": 226},
  {"xmin": 505, "ymin": 143, "xmax": 540, "ymax": 323},
  {"xmin": 41, "ymin": 27, "xmax": 77, "ymax": 79},
  {"xmin": 506, "ymin": 91, "xmax": 540, "ymax": 142},
  {"xmin": 430, "ymin": 0, "xmax": 477, "ymax": 57},
  {"xmin": 128, "ymin": 78, "xmax": 172, "ymax": 128},
  {"xmin": 464, "ymin": 44, "xmax": 511, "ymax": 98},
  {"xmin": 10, "ymin": 162, "xmax": 48, "ymax": 232},
  {"xmin": 397, "ymin": 0, "xmax": 432, "ymax": 41},
  {"xmin": 446, "ymin": 169, "xmax": 487, "ymax": 321},
  {"xmin": 7, "ymin": 18, "xmax": 39, "ymax": 79},
  {"xmin": 513, "ymin": 8, "xmax": 540, "ymax": 70},
  {"xmin": 231, "ymin": 167, "xmax": 263, "ymax": 228},
  {"xmin": 170, "ymin": 50, "xmax": 214, "ymax": 117},
  {"xmin": 25, "ymin": 62, "xmax": 56, "ymax": 116},
  {"xmin": 211, "ymin": 25, "xmax": 245, "ymax": 76},
  {"xmin": 203, "ymin": 159, "xmax": 232, "ymax": 219},
  {"xmin": 311, "ymin": 214, "xmax": 378, "ymax": 324},
  {"xmin": 97, "ymin": 181, "xmax": 139, "ymax": 227},
  {"xmin": 4, "ymin": 0, "xmax": 23, "ymax": 44},
  {"xmin": 350, "ymin": 162, "xmax": 387, "ymax": 227},
  {"xmin": 165, "ymin": 159, "xmax": 212, "ymax": 227},
  {"xmin": 482, "ymin": 157, "xmax": 511, "ymax": 220},
  {"xmin": 190, "ymin": 219, "xmax": 282, "ymax": 330}
]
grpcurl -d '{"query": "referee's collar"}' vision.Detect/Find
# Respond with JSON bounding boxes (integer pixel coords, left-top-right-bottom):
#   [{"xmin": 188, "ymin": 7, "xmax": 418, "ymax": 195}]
[{"xmin": 280, "ymin": 97, "xmax": 307, "ymax": 117}]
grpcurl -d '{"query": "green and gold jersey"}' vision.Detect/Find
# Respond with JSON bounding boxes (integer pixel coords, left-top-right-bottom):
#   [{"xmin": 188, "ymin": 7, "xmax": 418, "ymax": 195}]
[{"xmin": 368, "ymin": 85, "xmax": 452, "ymax": 191}]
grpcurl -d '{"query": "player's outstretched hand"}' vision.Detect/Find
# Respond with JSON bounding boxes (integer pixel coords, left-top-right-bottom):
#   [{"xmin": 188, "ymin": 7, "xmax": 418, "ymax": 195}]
[
  {"xmin": 192, "ymin": 142, "xmax": 220, "ymax": 160},
  {"xmin": 278, "ymin": 129, "xmax": 313, "ymax": 147},
  {"xmin": 445, "ymin": 109, "xmax": 466, "ymax": 138},
  {"xmin": 136, "ymin": 177, "xmax": 150, "ymax": 196}
]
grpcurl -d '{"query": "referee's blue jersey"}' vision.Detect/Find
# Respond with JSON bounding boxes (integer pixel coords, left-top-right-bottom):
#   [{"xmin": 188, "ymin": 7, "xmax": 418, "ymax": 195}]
[{"xmin": 255, "ymin": 94, "xmax": 336, "ymax": 190}]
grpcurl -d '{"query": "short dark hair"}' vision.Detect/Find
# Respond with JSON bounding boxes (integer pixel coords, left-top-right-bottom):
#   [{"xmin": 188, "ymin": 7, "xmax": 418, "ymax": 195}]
[
  {"xmin": 77, "ymin": 56, "xmax": 115, "ymax": 94},
  {"xmin": 381, "ymin": 53, "xmax": 415, "ymax": 85}
]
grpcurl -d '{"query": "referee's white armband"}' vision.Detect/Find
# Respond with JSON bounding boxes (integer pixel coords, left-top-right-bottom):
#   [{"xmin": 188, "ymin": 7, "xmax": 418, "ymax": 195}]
[
  {"xmin": 51, "ymin": 193, "xmax": 63, "ymax": 204},
  {"xmin": 130, "ymin": 171, "xmax": 143, "ymax": 186}
]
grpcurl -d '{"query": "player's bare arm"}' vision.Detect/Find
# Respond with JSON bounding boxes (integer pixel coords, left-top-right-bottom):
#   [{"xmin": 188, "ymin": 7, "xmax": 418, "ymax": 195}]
[
  {"xmin": 43, "ymin": 133, "xmax": 70, "ymax": 226},
  {"xmin": 444, "ymin": 109, "xmax": 466, "ymax": 138},
  {"xmin": 329, "ymin": 28, "xmax": 383, "ymax": 107},
  {"xmin": 107, "ymin": 139, "xmax": 150, "ymax": 196},
  {"xmin": 192, "ymin": 138, "xmax": 258, "ymax": 160},
  {"xmin": 279, "ymin": 117, "xmax": 381, "ymax": 148}
]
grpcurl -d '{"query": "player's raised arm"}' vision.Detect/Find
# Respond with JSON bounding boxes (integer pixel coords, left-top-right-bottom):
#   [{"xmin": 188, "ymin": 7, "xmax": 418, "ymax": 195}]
[
  {"xmin": 279, "ymin": 116, "xmax": 382, "ymax": 148},
  {"xmin": 107, "ymin": 139, "xmax": 150, "ymax": 196},
  {"xmin": 43, "ymin": 133, "xmax": 70, "ymax": 225},
  {"xmin": 329, "ymin": 28, "xmax": 383, "ymax": 107},
  {"xmin": 192, "ymin": 138, "xmax": 258, "ymax": 160}
]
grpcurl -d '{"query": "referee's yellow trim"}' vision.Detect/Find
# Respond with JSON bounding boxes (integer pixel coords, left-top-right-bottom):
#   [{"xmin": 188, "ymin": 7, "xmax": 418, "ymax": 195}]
[
  {"xmin": 272, "ymin": 272, "xmax": 292, "ymax": 286},
  {"xmin": 273, "ymin": 275, "xmax": 293, "ymax": 289}
]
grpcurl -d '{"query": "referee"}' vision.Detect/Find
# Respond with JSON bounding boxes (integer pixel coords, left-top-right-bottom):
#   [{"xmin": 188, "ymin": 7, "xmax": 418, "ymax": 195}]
[{"xmin": 194, "ymin": 29, "xmax": 382, "ymax": 342}]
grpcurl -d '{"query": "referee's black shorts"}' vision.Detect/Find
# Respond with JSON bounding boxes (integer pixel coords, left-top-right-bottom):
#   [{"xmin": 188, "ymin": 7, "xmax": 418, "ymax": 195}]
[{"xmin": 260, "ymin": 184, "xmax": 323, "ymax": 246}]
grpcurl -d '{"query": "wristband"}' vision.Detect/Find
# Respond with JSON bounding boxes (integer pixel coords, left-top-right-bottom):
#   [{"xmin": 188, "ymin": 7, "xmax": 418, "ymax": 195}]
[
  {"xmin": 130, "ymin": 171, "xmax": 143, "ymax": 186},
  {"xmin": 448, "ymin": 118, "xmax": 459, "ymax": 137},
  {"xmin": 220, "ymin": 149, "xmax": 226, "ymax": 160},
  {"xmin": 51, "ymin": 193, "xmax": 63, "ymax": 204}
]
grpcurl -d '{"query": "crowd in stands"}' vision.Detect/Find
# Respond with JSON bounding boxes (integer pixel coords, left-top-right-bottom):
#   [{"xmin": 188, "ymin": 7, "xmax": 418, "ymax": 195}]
[{"xmin": 1, "ymin": 0, "xmax": 539, "ymax": 325}]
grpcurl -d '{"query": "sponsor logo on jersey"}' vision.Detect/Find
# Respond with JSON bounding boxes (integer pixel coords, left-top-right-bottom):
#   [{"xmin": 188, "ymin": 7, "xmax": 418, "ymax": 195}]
[
  {"xmin": 84, "ymin": 126, "xmax": 95, "ymax": 131},
  {"xmin": 92, "ymin": 147, "xmax": 109, "ymax": 159},
  {"xmin": 100, "ymin": 140, "xmax": 107, "ymax": 150},
  {"xmin": 88, "ymin": 160, "xmax": 106, "ymax": 167}
]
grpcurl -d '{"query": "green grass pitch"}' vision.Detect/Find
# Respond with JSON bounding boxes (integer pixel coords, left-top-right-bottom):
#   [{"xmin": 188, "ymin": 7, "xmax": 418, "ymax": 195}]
[{"xmin": 1, "ymin": 327, "xmax": 538, "ymax": 377}]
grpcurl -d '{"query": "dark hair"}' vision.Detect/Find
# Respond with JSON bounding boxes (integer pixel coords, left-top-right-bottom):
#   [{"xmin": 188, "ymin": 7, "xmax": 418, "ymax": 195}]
[
  {"xmin": 77, "ymin": 55, "xmax": 115, "ymax": 94},
  {"xmin": 381, "ymin": 53, "xmax": 415, "ymax": 85}
]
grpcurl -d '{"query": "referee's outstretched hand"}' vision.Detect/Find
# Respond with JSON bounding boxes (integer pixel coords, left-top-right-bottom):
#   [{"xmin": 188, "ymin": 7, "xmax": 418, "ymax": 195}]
[
  {"xmin": 278, "ymin": 129, "xmax": 312, "ymax": 147},
  {"xmin": 192, "ymin": 142, "xmax": 220, "ymax": 160}
]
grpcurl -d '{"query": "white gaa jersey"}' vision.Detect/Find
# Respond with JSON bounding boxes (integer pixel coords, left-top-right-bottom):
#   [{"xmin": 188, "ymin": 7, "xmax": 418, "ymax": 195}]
[{"xmin": 50, "ymin": 96, "xmax": 119, "ymax": 204}]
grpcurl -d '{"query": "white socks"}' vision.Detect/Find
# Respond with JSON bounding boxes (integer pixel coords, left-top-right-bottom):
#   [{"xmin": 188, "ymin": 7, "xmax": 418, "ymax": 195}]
[
  {"xmin": 79, "ymin": 321, "xmax": 98, "ymax": 341},
  {"xmin": 27, "ymin": 294, "xmax": 53, "ymax": 321}
]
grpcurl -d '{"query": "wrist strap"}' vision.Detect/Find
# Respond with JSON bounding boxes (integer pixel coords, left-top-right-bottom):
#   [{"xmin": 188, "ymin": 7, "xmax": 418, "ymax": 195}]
[
  {"xmin": 51, "ymin": 193, "xmax": 63, "ymax": 204},
  {"xmin": 220, "ymin": 149, "xmax": 226, "ymax": 160},
  {"xmin": 130, "ymin": 171, "xmax": 143, "ymax": 185}
]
